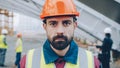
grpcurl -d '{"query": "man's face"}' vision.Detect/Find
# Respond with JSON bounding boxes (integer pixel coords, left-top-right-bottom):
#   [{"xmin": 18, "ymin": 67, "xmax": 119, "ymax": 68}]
[{"xmin": 43, "ymin": 16, "xmax": 77, "ymax": 50}]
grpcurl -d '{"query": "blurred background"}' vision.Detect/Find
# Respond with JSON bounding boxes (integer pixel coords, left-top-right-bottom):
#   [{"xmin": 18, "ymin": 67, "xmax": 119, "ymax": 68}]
[{"xmin": 0, "ymin": 0, "xmax": 120, "ymax": 68}]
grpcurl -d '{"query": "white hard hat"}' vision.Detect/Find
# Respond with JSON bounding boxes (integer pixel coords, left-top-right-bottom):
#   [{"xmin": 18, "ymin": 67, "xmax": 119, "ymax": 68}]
[
  {"xmin": 104, "ymin": 27, "xmax": 112, "ymax": 34},
  {"xmin": 1, "ymin": 29, "xmax": 8, "ymax": 34}
]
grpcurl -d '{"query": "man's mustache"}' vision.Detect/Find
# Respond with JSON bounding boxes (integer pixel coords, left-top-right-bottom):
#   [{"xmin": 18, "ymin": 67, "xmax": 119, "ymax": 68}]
[{"xmin": 53, "ymin": 35, "xmax": 67, "ymax": 41}]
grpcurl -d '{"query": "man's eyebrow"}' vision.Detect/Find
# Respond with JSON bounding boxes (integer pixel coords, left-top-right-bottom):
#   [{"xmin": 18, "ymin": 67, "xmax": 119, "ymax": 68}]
[
  {"xmin": 62, "ymin": 20, "xmax": 72, "ymax": 22},
  {"xmin": 48, "ymin": 20, "xmax": 57, "ymax": 23}
]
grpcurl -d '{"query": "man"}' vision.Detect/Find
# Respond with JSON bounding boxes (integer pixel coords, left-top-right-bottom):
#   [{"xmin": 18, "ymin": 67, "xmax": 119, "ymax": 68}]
[
  {"xmin": 100, "ymin": 27, "xmax": 113, "ymax": 68},
  {"xmin": 20, "ymin": 0, "xmax": 99, "ymax": 68},
  {"xmin": 14, "ymin": 33, "xmax": 23, "ymax": 68},
  {"xmin": 0, "ymin": 29, "xmax": 8, "ymax": 67}
]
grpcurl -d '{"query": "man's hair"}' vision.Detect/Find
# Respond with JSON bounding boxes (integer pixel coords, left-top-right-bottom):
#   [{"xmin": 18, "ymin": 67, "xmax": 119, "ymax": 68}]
[
  {"xmin": 43, "ymin": 16, "xmax": 77, "ymax": 24},
  {"xmin": 105, "ymin": 33, "xmax": 111, "ymax": 38}
]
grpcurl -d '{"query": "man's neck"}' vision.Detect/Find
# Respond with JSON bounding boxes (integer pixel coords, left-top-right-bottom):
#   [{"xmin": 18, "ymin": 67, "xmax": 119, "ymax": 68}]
[{"xmin": 50, "ymin": 45, "xmax": 70, "ymax": 56}]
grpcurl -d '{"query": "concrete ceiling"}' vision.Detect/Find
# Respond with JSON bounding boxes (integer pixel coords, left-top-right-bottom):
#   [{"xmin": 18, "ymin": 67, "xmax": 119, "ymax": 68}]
[{"xmin": 79, "ymin": 0, "xmax": 120, "ymax": 24}]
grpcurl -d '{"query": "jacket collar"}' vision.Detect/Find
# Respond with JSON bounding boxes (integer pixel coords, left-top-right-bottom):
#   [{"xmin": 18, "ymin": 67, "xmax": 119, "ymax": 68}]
[{"xmin": 43, "ymin": 39, "xmax": 78, "ymax": 64}]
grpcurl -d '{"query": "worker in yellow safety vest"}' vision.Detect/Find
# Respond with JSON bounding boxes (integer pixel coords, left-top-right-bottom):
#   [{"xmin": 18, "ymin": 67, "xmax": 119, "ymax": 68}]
[
  {"xmin": 0, "ymin": 29, "xmax": 8, "ymax": 67},
  {"xmin": 14, "ymin": 33, "xmax": 23, "ymax": 68},
  {"xmin": 20, "ymin": 0, "xmax": 100, "ymax": 68}
]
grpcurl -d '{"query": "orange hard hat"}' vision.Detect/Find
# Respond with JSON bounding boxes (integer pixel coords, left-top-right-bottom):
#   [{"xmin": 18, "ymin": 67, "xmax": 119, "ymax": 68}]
[
  {"xmin": 17, "ymin": 33, "xmax": 22, "ymax": 37},
  {"xmin": 40, "ymin": 0, "xmax": 79, "ymax": 19}
]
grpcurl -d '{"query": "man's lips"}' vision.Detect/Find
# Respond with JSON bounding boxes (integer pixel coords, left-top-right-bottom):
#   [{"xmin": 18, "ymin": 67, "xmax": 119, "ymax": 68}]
[{"xmin": 55, "ymin": 38, "xmax": 65, "ymax": 41}]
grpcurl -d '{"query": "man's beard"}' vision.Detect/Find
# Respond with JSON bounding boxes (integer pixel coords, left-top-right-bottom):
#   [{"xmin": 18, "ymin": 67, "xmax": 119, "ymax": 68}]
[{"xmin": 49, "ymin": 35, "xmax": 73, "ymax": 50}]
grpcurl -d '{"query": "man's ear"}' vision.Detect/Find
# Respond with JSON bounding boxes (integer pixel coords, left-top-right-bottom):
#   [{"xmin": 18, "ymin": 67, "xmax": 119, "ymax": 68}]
[
  {"xmin": 74, "ymin": 22, "xmax": 77, "ymax": 29},
  {"xmin": 43, "ymin": 23, "xmax": 46, "ymax": 30}
]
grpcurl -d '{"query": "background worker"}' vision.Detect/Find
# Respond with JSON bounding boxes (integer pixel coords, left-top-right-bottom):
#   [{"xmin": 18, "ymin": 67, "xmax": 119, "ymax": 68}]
[
  {"xmin": 100, "ymin": 27, "xmax": 113, "ymax": 68},
  {"xmin": 20, "ymin": 0, "xmax": 100, "ymax": 68},
  {"xmin": 14, "ymin": 33, "xmax": 23, "ymax": 68},
  {"xmin": 0, "ymin": 29, "xmax": 8, "ymax": 67}
]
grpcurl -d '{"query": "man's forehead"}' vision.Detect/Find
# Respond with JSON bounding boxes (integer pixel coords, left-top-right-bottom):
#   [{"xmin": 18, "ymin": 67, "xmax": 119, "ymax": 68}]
[{"xmin": 46, "ymin": 16, "xmax": 73, "ymax": 21}]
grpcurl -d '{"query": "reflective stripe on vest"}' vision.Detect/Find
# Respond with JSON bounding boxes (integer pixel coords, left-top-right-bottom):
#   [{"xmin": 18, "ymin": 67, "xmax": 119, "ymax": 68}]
[
  {"xmin": 26, "ymin": 48, "xmax": 94, "ymax": 68},
  {"xmin": 78, "ymin": 48, "xmax": 94, "ymax": 68},
  {"xmin": 0, "ymin": 35, "xmax": 7, "ymax": 48}
]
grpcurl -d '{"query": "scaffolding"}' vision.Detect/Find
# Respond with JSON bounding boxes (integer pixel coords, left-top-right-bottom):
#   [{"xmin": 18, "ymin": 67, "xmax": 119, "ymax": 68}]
[{"xmin": 0, "ymin": 8, "xmax": 14, "ymax": 35}]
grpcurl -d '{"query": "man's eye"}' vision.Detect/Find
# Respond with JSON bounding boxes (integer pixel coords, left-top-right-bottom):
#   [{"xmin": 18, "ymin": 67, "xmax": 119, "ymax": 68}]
[
  {"xmin": 63, "ymin": 21, "xmax": 71, "ymax": 27},
  {"xmin": 49, "ymin": 22, "xmax": 57, "ymax": 27}
]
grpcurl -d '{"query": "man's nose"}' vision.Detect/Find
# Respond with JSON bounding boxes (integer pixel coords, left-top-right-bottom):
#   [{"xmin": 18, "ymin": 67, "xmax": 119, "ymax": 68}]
[{"xmin": 56, "ymin": 24, "xmax": 65, "ymax": 35}]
